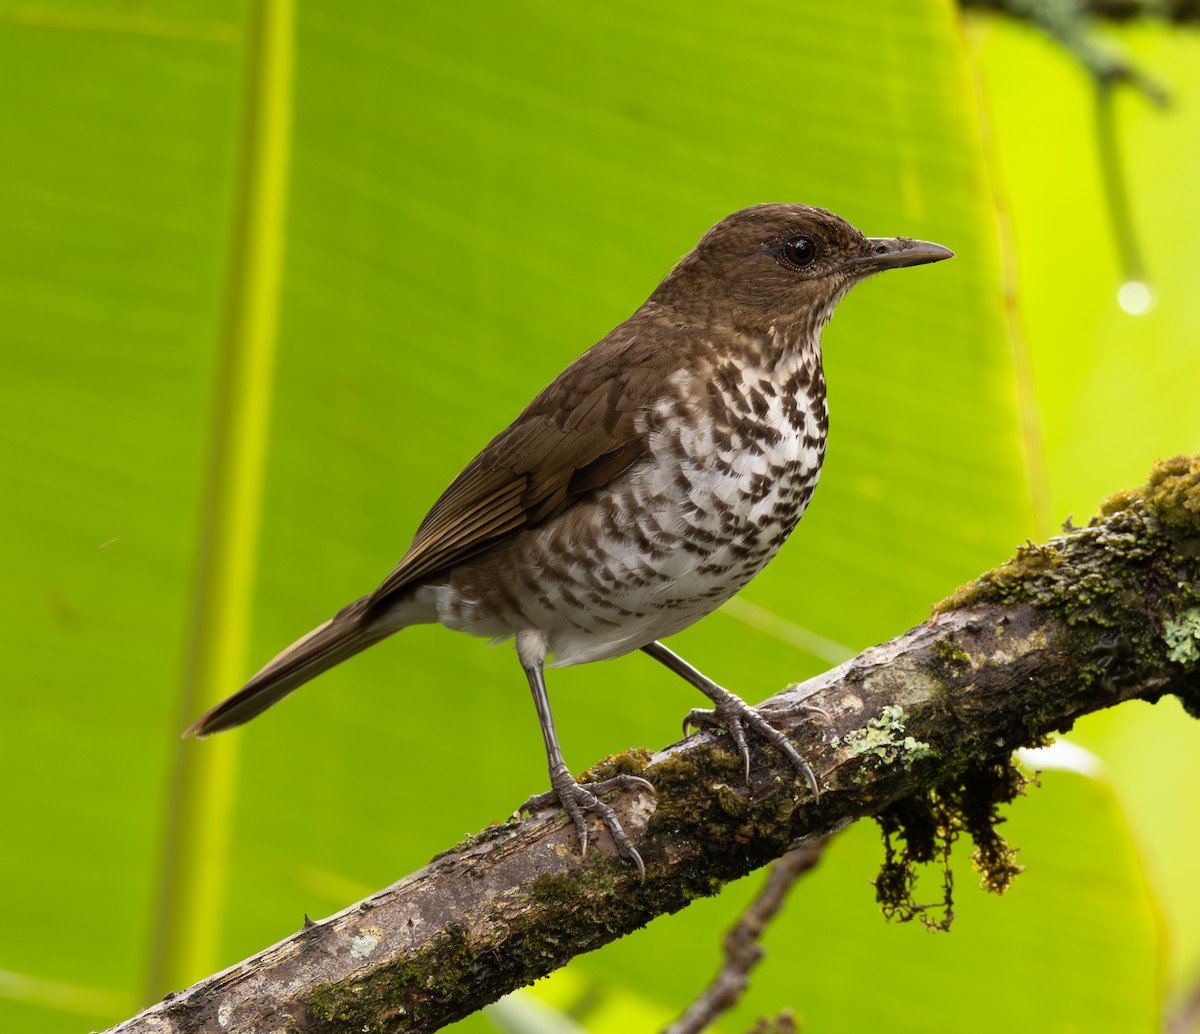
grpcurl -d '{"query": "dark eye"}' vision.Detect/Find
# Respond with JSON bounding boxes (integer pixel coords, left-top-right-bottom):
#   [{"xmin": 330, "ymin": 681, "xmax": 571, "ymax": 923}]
[{"xmin": 782, "ymin": 236, "xmax": 816, "ymax": 268}]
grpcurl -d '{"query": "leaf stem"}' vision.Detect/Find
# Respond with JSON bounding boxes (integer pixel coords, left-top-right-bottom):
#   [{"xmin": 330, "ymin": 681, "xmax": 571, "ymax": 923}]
[{"xmin": 145, "ymin": 0, "xmax": 294, "ymax": 999}]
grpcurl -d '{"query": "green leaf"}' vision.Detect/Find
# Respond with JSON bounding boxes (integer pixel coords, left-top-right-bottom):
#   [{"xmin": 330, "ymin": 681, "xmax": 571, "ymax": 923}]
[
  {"xmin": 0, "ymin": 2, "xmax": 1174, "ymax": 1031},
  {"xmin": 970, "ymin": 14, "xmax": 1200, "ymax": 1014}
]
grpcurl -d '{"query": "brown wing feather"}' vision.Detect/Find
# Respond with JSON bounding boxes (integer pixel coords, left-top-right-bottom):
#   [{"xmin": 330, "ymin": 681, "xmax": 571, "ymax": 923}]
[{"xmin": 366, "ymin": 321, "xmax": 683, "ymax": 609}]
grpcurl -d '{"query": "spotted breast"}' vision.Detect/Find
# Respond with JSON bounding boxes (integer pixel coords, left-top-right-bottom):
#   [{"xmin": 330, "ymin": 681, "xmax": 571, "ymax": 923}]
[{"xmin": 415, "ymin": 330, "xmax": 828, "ymax": 666}]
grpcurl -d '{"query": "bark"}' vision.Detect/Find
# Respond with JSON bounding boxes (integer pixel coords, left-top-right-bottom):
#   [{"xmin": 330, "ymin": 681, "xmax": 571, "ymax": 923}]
[{"xmin": 105, "ymin": 456, "xmax": 1200, "ymax": 1034}]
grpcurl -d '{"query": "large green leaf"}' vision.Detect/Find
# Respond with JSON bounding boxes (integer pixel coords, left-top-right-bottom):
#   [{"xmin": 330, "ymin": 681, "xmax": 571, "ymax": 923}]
[
  {"xmin": 0, "ymin": 0, "xmax": 244, "ymax": 1024},
  {"xmin": 0, "ymin": 2, "xmax": 1173, "ymax": 1031},
  {"xmin": 969, "ymin": 15, "xmax": 1200, "ymax": 1015}
]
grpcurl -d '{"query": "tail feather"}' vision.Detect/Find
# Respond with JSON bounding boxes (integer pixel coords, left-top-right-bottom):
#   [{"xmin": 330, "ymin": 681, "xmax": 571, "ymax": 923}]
[{"xmin": 184, "ymin": 595, "xmax": 392, "ymax": 737}]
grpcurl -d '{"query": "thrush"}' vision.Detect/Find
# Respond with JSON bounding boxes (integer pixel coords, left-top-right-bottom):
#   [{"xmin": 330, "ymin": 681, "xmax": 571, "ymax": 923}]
[{"xmin": 186, "ymin": 204, "xmax": 953, "ymax": 876}]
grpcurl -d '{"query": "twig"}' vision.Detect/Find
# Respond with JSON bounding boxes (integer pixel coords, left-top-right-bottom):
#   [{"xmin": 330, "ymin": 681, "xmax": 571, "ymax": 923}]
[
  {"xmin": 960, "ymin": 0, "xmax": 1171, "ymax": 104},
  {"xmin": 962, "ymin": 0, "xmax": 1172, "ymax": 296},
  {"xmin": 1166, "ymin": 971, "xmax": 1200, "ymax": 1034},
  {"xmin": 664, "ymin": 839, "xmax": 829, "ymax": 1034},
  {"xmin": 963, "ymin": 0, "xmax": 1200, "ymax": 22}
]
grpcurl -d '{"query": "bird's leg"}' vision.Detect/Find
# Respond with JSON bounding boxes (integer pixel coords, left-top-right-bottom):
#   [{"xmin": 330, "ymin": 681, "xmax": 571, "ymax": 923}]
[
  {"xmin": 518, "ymin": 641, "xmax": 651, "ymax": 878},
  {"xmin": 641, "ymin": 640, "xmax": 825, "ymax": 798}
]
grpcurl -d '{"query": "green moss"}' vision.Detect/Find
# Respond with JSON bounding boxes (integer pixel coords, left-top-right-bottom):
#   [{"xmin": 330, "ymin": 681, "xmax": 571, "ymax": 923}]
[
  {"xmin": 308, "ymin": 925, "xmax": 478, "ymax": 1030},
  {"xmin": 896, "ymin": 456, "xmax": 1200, "ymax": 922},
  {"xmin": 933, "ymin": 526, "xmax": 1138, "ymax": 621},
  {"xmin": 931, "ymin": 456, "xmax": 1200, "ymax": 717},
  {"xmin": 874, "ymin": 757, "xmax": 1029, "ymax": 932},
  {"xmin": 932, "ymin": 635, "xmax": 971, "ymax": 667},
  {"xmin": 643, "ymin": 742, "xmax": 799, "ymax": 898},
  {"xmin": 529, "ymin": 864, "xmax": 620, "ymax": 913},
  {"xmin": 1104, "ymin": 453, "xmax": 1200, "ymax": 538},
  {"xmin": 937, "ymin": 455, "xmax": 1200, "ymax": 621},
  {"xmin": 578, "ymin": 747, "xmax": 653, "ymax": 784}
]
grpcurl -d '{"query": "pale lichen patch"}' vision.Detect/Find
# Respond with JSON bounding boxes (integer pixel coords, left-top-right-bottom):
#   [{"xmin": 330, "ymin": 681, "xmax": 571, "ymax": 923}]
[
  {"xmin": 832, "ymin": 704, "xmax": 936, "ymax": 775},
  {"xmin": 1165, "ymin": 607, "xmax": 1200, "ymax": 664}
]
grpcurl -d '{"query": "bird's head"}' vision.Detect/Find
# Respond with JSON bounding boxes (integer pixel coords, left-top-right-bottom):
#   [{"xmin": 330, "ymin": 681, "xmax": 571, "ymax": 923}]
[{"xmin": 650, "ymin": 203, "xmax": 953, "ymax": 342}]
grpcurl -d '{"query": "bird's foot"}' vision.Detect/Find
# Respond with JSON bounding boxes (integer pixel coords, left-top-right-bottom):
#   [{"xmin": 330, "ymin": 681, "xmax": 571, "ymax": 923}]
[
  {"xmin": 522, "ymin": 768, "xmax": 654, "ymax": 880},
  {"xmin": 683, "ymin": 690, "xmax": 827, "ymax": 799}
]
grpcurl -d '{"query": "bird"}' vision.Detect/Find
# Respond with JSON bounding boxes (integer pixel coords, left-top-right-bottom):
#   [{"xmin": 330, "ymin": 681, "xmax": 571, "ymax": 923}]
[{"xmin": 185, "ymin": 204, "xmax": 953, "ymax": 877}]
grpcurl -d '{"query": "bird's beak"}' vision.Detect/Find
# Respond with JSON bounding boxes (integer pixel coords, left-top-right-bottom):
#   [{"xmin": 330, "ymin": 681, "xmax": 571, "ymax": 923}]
[{"xmin": 847, "ymin": 237, "xmax": 955, "ymax": 274}]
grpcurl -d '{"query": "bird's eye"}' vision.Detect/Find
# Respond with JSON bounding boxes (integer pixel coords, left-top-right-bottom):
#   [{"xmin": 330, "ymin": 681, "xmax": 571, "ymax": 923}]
[{"xmin": 781, "ymin": 236, "xmax": 816, "ymax": 269}]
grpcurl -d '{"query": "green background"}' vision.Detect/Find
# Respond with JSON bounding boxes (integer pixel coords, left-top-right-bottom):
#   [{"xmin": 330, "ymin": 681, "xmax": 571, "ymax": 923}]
[{"xmin": 1, "ymin": 1, "xmax": 1197, "ymax": 1031}]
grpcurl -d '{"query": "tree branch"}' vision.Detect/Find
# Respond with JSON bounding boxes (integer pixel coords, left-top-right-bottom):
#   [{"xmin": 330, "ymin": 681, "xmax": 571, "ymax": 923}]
[{"xmin": 105, "ymin": 456, "xmax": 1200, "ymax": 1034}]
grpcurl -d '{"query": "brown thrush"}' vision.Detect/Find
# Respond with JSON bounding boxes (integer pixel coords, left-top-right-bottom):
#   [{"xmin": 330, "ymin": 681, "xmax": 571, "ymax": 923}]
[{"xmin": 186, "ymin": 205, "xmax": 953, "ymax": 876}]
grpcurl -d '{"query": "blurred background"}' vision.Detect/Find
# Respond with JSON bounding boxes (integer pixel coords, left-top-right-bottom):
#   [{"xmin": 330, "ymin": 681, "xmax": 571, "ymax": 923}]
[{"xmin": 2, "ymin": 1, "xmax": 1198, "ymax": 1031}]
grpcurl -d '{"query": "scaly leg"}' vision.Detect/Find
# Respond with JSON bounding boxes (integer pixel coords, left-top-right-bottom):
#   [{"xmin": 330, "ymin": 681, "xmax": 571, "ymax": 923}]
[
  {"xmin": 641, "ymin": 640, "xmax": 825, "ymax": 798},
  {"xmin": 518, "ymin": 632, "xmax": 652, "ymax": 877}
]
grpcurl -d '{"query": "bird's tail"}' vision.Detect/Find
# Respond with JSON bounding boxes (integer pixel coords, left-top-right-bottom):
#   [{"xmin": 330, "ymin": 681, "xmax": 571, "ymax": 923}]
[{"xmin": 183, "ymin": 595, "xmax": 394, "ymax": 737}]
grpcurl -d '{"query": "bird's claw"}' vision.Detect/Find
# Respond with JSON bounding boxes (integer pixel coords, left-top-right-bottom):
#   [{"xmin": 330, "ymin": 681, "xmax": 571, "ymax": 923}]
[
  {"xmin": 684, "ymin": 695, "xmax": 824, "ymax": 799},
  {"xmin": 521, "ymin": 770, "xmax": 652, "ymax": 880}
]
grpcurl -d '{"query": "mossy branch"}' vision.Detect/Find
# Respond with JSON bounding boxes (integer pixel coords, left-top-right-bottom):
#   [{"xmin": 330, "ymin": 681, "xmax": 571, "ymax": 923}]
[{"xmin": 104, "ymin": 457, "xmax": 1200, "ymax": 1034}]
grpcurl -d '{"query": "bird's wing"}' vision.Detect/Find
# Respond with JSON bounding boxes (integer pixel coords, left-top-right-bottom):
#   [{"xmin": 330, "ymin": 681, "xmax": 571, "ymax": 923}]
[{"xmin": 367, "ymin": 331, "xmax": 670, "ymax": 608}]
